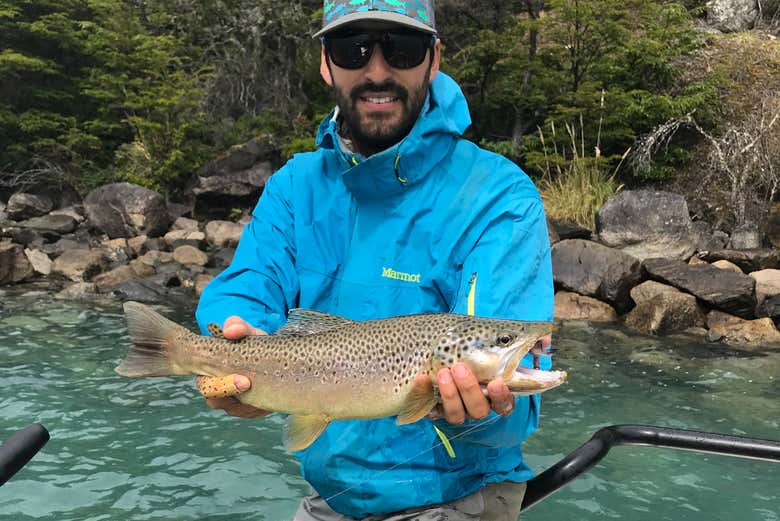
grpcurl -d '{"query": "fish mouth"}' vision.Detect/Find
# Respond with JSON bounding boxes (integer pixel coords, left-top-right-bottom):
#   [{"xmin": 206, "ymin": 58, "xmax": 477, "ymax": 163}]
[
  {"xmin": 497, "ymin": 331, "xmax": 553, "ymax": 380},
  {"xmin": 506, "ymin": 366, "xmax": 568, "ymax": 395}
]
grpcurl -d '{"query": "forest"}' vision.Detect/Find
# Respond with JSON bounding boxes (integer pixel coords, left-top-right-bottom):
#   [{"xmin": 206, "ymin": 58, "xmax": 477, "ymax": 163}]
[{"xmin": 1, "ymin": 0, "xmax": 778, "ymax": 228}]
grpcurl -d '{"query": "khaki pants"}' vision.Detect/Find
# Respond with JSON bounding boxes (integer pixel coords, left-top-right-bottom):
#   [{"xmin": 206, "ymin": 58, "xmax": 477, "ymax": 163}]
[{"xmin": 293, "ymin": 481, "xmax": 527, "ymax": 521}]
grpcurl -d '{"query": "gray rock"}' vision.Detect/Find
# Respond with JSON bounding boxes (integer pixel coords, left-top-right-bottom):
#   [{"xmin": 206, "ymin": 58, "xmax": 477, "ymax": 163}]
[
  {"xmin": 55, "ymin": 282, "xmax": 98, "ymax": 300},
  {"xmin": 51, "ymin": 249, "xmax": 108, "ymax": 282},
  {"xmin": 630, "ymin": 280, "xmax": 683, "ymax": 305},
  {"xmin": 706, "ymin": 0, "xmax": 758, "ymax": 32},
  {"xmin": 548, "ymin": 219, "xmax": 591, "ymax": 241},
  {"xmin": 49, "ymin": 206, "xmax": 85, "ymax": 223},
  {"xmin": 553, "ymin": 291, "xmax": 617, "ymax": 322},
  {"xmin": 693, "ymin": 221, "xmax": 729, "ymax": 251},
  {"xmin": 596, "ymin": 190, "xmax": 699, "ymax": 261},
  {"xmin": 17, "ymin": 214, "xmax": 78, "ymax": 234},
  {"xmin": 624, "ymin": 293, "xmax": 706, "ymax": 335},
  {"xmin": 0, "ymin": 241, "xmax": 34, "ymax": 284},
  {"xmin": 84, "ymin": 183, "xmax": 171, "ymax": 238},
  {"xmin": 172, "ymin": 245, "xmax": 209, "ymax": 266},
  {"xmin": 204, "ymin": 220, "xmax": 245, "ymax": 248},
  {"xmin": 706, "ymin": 310, "xmax": 780, "ymax": 349},
  {"xmin": 164, "ymin": 230, "xmax": 206, "ymax": 249},
  {"xmin": 172, "ymin": 217, "xmax": 200, "ymax": 232},
  {"xmin": 756, "ymin": 293, "xmax": 780, "ymax": 323},
  {"xmin": 697, "ymin": 249, "xmax": 780, "ymax": 272},
  {"xmin": 200, "ymin": 136, "xmax": 277, "ymax": 176},
  {"xmin": 547, "ymin": 220, "xmax": 560, "ymax": 246},
  {"xmin": 111, "ymin": 279, "xmax": 170, "ymax": 303},
  {"xmin": 643, "ymin": 257, "xmax": 756, "ymax": 319},
  {"xmin": 24, "ymin": 248, "xmax": 52, "ymax": 276},
  {"xmin": 212, "ymin": 247, "xmax": 236, "ymax": 271},
  {"xmin": 6, "ymin": 193, "xmax": 54, "ymax": 221},
  {"xmin": 551, "ymin": 239, "xmax": 643, "ymax": 312},
  {"xmin": 729, "ymin": 222, "xmax": 762, "ymax": 249}
]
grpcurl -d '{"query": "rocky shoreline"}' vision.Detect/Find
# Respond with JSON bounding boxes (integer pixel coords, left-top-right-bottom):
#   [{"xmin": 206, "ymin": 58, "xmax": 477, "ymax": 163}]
[{"xmin": 2, "ymin": 139, "xmax": 780, "ymax": 351}]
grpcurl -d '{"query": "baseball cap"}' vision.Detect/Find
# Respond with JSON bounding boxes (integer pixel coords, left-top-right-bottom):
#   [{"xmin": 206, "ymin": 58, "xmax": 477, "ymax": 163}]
[{"xmin": 315, "ymin": 0, "xmax": 437, "ymax": 38}]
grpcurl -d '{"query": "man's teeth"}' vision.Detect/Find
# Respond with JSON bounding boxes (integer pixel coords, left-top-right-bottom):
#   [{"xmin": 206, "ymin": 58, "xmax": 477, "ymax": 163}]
[{"xmin": 365, "ymin": 96, "xmax": 397, "ymax": 104}]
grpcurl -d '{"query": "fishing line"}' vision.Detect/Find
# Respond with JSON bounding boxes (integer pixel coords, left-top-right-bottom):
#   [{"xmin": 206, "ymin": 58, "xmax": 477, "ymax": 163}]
[{"xmin": 324, "ymin": 414, "xmax": 504, "ymax": 504}]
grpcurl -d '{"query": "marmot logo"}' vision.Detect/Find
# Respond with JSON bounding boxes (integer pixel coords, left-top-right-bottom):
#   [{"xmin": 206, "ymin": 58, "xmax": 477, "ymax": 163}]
[{"xmin": 382, "ymin": 267, "xmax": 422, "ymax": 284}]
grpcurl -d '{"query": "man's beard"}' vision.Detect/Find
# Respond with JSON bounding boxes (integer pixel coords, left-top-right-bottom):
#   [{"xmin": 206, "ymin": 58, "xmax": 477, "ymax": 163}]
[{"xmin": 332, "ymin": 67, "xmax": 431, "ymax": 156}]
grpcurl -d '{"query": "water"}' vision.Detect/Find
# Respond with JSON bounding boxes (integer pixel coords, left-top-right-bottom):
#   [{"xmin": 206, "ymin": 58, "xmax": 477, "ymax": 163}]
[{"xmin": 0, "ymin": 296, "xmax": 778, "ymax": 520}]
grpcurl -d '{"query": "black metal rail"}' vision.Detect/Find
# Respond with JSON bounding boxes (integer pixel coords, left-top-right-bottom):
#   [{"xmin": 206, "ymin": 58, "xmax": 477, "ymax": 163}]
[
  {"xmin": 521, "ymin": 424, "xmax": 780, "ymax": 511},
  {"xmin": 0, "ymin": 423, "xmax": 50, "ymax": 487}
]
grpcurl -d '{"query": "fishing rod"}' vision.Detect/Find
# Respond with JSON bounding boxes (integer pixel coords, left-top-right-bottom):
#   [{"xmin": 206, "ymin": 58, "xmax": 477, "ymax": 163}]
[
  {"xmin": 0, "ymin": 423, "xmax": 50, "ymax": 487},
  {"xmin": 521, "ymin": 424, "xmax": 780, "ymax": 511}
]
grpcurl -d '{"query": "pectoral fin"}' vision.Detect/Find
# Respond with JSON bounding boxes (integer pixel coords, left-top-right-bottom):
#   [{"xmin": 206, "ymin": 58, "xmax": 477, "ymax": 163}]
[
  {"xmin": 286, "ymin": 414, "xmax": 331, "ymax": 452},
  {"xmin": 396, "ymin": 378, "xmax": 437, "ymax": 425}
]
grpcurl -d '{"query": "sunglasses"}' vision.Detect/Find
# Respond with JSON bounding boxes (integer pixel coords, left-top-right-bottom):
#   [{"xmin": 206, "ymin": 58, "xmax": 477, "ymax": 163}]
[{"xmin": 323, "ymin": 30, "xmax": 436, "ymax": 70}]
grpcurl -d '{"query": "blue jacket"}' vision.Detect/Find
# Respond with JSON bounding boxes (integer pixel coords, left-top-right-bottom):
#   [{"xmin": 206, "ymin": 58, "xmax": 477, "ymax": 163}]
[{"xmin": 196, "ymin": 72, "xmax": 554, "ymax": 519}]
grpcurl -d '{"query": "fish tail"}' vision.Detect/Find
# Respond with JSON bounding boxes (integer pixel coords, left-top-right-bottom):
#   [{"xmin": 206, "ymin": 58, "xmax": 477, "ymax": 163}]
[{"xmin": 115, "ymin": 301, "xmax": 192, "ymax": 377}]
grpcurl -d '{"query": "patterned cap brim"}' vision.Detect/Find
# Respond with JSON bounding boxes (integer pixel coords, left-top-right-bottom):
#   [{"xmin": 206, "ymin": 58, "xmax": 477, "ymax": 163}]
[{"xmin": 314, "ymin": 11, "xmax": 437, "ymax": 38}]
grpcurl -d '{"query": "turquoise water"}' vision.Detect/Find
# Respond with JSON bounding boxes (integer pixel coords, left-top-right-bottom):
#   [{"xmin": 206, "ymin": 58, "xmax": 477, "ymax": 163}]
[{"xmin": 0, "ymin": 295, "xmax": 778, "ymax": 520}]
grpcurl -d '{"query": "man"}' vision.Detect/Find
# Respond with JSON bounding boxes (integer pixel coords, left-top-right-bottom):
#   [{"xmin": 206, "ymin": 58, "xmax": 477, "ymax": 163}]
[{"xmin": 195, "ymin": 1, "xmax": 554, "ymax": 519}]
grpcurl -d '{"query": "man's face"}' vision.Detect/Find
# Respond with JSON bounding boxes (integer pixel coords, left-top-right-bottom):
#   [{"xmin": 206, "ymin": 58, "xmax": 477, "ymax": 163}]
[{"xmin": 320, "ymin": 24, "xmax": 441, "ymax": 156}]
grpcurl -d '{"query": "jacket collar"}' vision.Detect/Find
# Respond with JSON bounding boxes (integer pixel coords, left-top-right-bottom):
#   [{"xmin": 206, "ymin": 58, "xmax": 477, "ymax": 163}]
[{"xmin": 316, "ymin": 72, "xmax": 471, "ymax": 200}]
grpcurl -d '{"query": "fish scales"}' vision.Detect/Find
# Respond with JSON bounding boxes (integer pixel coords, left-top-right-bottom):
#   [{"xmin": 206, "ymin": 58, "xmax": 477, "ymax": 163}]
[{"xmin": 116, "ymin": 302, "xmax": 566, "ymax": 451}]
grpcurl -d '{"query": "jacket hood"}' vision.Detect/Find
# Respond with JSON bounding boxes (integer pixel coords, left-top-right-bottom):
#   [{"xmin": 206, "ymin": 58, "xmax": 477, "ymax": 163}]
[{"xmin": 316, "ymin": 72, "xmax": 472, "ymax": 198}]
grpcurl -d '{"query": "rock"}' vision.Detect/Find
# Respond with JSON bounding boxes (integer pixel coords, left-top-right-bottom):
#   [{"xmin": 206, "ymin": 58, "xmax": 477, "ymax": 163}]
[
  {"xmin": 172, "ymin": 217, "xmax": 200, "ymax": 232},
  {"xmin": 41, "ymin": 237, "xmax": 85, "ymax": 258},
  {"xmin": 689, "ymin": 256, "xmax": 709, "ymax": 266},
  {"xmin": 84, "ymin": 183, "xmax": 171, "ymax": 238},
  {"xmin": 93, "ymin": 265, "xmax": 137, "ymax": 291},
  {"xmin": 55, "ymin": 282, "xmax": 98, "ymax": 300},
  {"xmin": 17, "ymin": 214, "xmax": 78, "ymax": 235},
  {"xmin": 0, "ymin": 225, "xmax": 43, "ymax": 246},
  {"xmin": 111, "ymin": 279, "xmax": 170, "ymax": 303},
  {"xmin": 24, "ymin": 248, "xmax": 52, "ymax": 276},
  {"xmin": 706, "ymin": 0, "xmax": 759, "ymax": 32},
  {"xmin": 212, "ymin": 247, "xmax": 236, "ymax": 271},
  {"xmin": 129, "ymin": 258, "xmax": 156, "ymax": 278},
  {"xmin": 693, "ymin": 221, "xmax": 729, "ymax": 251},
  {"xmin": 194, "ymin": 273, "xmax": 214, "ymax": 297},
  {"xmin": 643, "ymin": 258, "xmax": 756, "ymax": 319},
  {"xmin": 728, "ymin": 222, "xmax": 761, "ymax": 249},
  {"xmin": 596, "ymin": 190, "xmax": 699, "ymax": 261},
  {"xmin": 630, "ymin": 280, "xmax": 683, "ymax": 305},
  {"xmin": 768, "ymin": 205, "xmax": 780, "ymax": 249},
  {"xmin": 140, "ymin": 250, "xmax": 174, "ymax": 267},
  {"xmin": 756, "ymin": 294, "xmax": 780, "ymax": 323},
  {"xmin": 547, "ymin": 220, "xmax": 560, "ymax": 246},
  {"xmin": 0, "ymin": 200, "xmax": 6, "ymax": 221},
  {"xmin": 749, "ymin": 269, "xmax": 780, "ymax": 305},
  {"xmin": 697, "ymin": 249, "xmax": 780, "ymax": 272},
  {"xmin": 554, "ymin": 291, "xmax": 617, "ymax": 322},
  {"xmin": 127, "ymin": 235, "xmax": 148, "ymax": 256},
  {"xmin": 551, "ymin": 239, "xmax": 643, "ymax": 312},
  {"xmin": 143, "ymin": 237, "xmax": 167, "ymax": 252},
  {"xmin": 0, "ymin": 241, "xmax": 34, "ymax": 284},
  {"xmin": 706, "ymin": 310, "xmax": 780, "ymax": 348},
  {"xmin": 548, "ymin": 219, "xmax": 591, "ymax": 241},
  {"xmin": 6, "ymin": 193, "xmax": 54, "ymax": 220},
  {"xmin": 164, "ymin": 230, "xmax": 206, "ymax": 249},
  {"xmin": 49, "ymin": 206, "xmax": 85, "ymax": 223},
  {"xmin": 51, "ymin": 249, "xmax": 108, "ymax": 282},
  {"xmin": 100, "ymin": 238, "xmax": 132, "ymax": 267},
  {"xmin": 172, "ymin": 245, "xmax": 209, "ymax": 266},
  {"xmin": 201, "ymin": 136, "xmax": 277, "ymax": 175},
  {"xmin": 624, "ymin": 293, "xmax": 706, "ymax": 335},
  {"xmin": 204, "ymin": 220, "xmax": 245, "ymax": 248},
  {"xmin": 712, "ymin": 259, "xmax": 743, "ymax": 274}
]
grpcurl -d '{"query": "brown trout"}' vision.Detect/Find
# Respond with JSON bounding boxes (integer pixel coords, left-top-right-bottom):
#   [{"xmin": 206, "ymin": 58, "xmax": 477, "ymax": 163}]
[{"xmin": 115, "ymin": 301, "xmax": 566, "ymax": 450}]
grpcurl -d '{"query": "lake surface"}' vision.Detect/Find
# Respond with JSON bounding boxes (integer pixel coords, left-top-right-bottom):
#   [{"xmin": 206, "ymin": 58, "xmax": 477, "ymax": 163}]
[{"xmin": 1, "ymin": 295, "xmax": 778, "ymax": 520}]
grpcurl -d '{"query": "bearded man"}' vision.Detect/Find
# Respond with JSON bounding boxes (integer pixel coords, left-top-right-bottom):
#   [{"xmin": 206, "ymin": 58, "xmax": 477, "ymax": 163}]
[{"xmin": 195, "ymin": 1, "xmax": 554, "ymax": 519}]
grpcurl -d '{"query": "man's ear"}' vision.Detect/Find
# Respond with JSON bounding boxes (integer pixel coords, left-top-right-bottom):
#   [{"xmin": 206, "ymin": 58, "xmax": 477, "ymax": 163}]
[
  {"xmin": 429, "ymin": 39, "xmax": 441, "ymax": 84},
  {"xmin": 320, "ymin": 46, "xmax": 333, "ymax": 87}
]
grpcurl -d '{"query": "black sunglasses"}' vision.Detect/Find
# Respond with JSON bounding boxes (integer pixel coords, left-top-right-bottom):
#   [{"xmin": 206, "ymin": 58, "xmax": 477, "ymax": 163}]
[{"xmin": 323, "ymin": 30, "xmax": 436, "ymax": 70}]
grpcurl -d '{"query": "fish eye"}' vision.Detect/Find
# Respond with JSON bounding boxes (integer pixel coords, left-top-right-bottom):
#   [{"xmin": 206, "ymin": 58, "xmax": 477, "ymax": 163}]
[{"xmin": 497, "ymin": 334, "xmax": 514, "ymax": 345}]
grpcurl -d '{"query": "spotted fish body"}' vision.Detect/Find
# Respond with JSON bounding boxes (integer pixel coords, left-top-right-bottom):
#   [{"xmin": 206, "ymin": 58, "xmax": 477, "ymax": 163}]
[{"xmin": 116, "ymin": 302, "xmax": 565, "ymax": 450}]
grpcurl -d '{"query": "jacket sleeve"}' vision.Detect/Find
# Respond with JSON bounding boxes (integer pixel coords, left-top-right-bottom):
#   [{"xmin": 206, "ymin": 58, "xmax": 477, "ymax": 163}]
[
  {"xmin": 195, "ymin": 167, "xmax": 299, "ymax": 335},
  {"xmin": 433, "ymin": 192, "xmax": 554, "ymax": 447}
]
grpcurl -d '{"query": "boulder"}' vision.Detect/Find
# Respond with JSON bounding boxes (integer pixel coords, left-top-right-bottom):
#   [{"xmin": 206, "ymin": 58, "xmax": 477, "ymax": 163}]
[
  {"xmin": 728, "ymin": 222, "xmax": 761, "ymax": 249},
  {"xmin": 548, "ymin": 219, "xmax": 591, "ymax": 241},
  {"xmin": 213, "ymin": 247, "xmax": 236, "ymax": 271},
  {"xmin": 756, "ymin": 294, "xmax": 780, "ymax": 323},
  {"xmin": 547, "ymin": 220, "xmax": 560, "ymax": 247},
  {"xmin": 596, "ymin": 190, "xmax": 699, "ymax": 261},
  {"xmin": 749, "ymin": 269, "xmax": 780, "ymax": 305},
  {"xmin": 693, "ymin": 221, "xmax": 729, "ymax": 251},
  {"xmin": 0, "ymin": 241, "xmax": 34, "ymax": 284},
  {"xmin": 100, "ymin": 238, "xmax": 132, "ymax": 267},
  {"xmin": 706, "ymin": 0, "xmax": 759, "ymax": 32},
  {"xmin": 84, "ymin": 183, "xmax": 170, "ymax": 238},
  {"xmin": 697, "ymin": 249, "xmax": 780, "ymax": 272},
  {"xmin": 128, "ymin": 258, "xmax": 156, "ymax": 278},
  {"xmin": 17, "ymin": 214, "xmax": 78, "ymax": 235},
  {"xmin": 24, "ymin": 248, "xmax": 52, "ymax": 276},
  {"xmin": 712, "ymin": 260, "xmax": 743, "ymax": 274},
  {"xmin": 551, "ymin": 239, "xmax": 643, "ymax": 312},
  {"xmin": 94, "ymin": 265, "xmax": 137, "ymax": 291},
  {"xmin": 6, "ymin": 193, "xmax": 53, "ymax": 220},
  {"xmin": 164, "ymin": 230, "xmax": 206, "ymax": 249},
  {"xmin": 172, "ymin": 245, "xmax": 209, "ymax": 266},
  {"xmin": 51, "ymin": 249, "xmax": 108, "ymax": 282},
  {"xmin": 706, "ymin": 310, "xmax": 780, "ymax": 348},
  {"xmin": 768, "ymin": 205, "xmax": 780, "ymax": 249},
  {"xmin": 205, "ymin": 220, "xmax": 245, "ymax": 248},
  {"xmin": 111, "ymin": 278, "xmax": 171, "ymax": 303},
  {"xmin": 49, "ymin": 206, "xmax": 85, "ymax": 223},
  {"xmin": 630, "ymin": 280, "xmax": 684, "ymax": 305},
  {"xmin": 554, "ymin": 291, "xmax": 617, "ymax": 322},
  {"xmin": 54, "ymin": 282, "xmax": 97, "ymax": 300},
  {"xmin": 643, "ymin": 258, "xmax": 756, "ymax": 319},
  {"xmin": 172, "ymin": 217, "xmax": 200, "ymax": 232},
  {"xmin": 127, "ymin": 235, "xmax": 148, "ymax": 257},
  {"xmin": 624, "ymin": 293, "xmax": 706, "ymax": 335}
]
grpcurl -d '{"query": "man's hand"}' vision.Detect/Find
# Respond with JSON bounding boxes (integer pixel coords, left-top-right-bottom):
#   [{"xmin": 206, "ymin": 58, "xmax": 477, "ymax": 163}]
[
  {"xmin": 195, "ymin": 316, "xmax": 271, "ymax": 419},
  {"xmin": 435, "ymin": 364, "xmax": 513, "ymax": 425}
]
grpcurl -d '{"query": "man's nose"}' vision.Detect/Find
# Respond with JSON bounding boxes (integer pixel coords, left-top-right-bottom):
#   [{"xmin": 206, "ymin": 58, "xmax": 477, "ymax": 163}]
[{"xmin": 362, "ymin": 44, "xmax": 393, "ymax": 82}]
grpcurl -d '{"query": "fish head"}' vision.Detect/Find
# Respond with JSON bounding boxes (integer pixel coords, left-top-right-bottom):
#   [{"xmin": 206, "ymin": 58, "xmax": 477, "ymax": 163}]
[{"xmin": 433, "ymin": 317, "xmax": 554, "ymax": 382}]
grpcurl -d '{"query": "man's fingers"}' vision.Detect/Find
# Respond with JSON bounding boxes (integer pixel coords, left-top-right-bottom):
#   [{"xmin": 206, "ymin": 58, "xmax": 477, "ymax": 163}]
[
  {"xmin": 452, "ymin": 364, "xmax": 491, "ymax": 420},
  {"xmin": 437, "ymin": 368, "xmax": 466, "ymax": 425},
  {"xmin": 205, "ymin": 397, "xmax": 269, "ymax": 418},
  {"xmin": 223, "ymin": 316, "xmax": 267, "ymax": 340},
  {"xmin": 196, "ymin": 374, "xmax": 251, "ymax": 399},
  {"xmin": 486, "ymin": 379, "xmax": 514, "ymax": 416}
]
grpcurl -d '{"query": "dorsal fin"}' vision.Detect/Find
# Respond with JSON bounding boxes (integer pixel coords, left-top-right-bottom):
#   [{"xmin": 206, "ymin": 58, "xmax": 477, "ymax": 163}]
[{"xmin": 275, "ymin": 309, "xmax": 355, "ymax": 336}]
